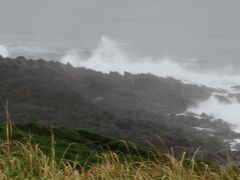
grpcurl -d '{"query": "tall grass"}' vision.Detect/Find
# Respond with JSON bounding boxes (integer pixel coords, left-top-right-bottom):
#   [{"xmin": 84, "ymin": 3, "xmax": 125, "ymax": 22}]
[
  {"xmin": 4, "ymin": 101, "xmax": 12, "ymax": 152},
  {"xmin": 0, "ymin": 140, "xmax": 239, "ymax": 179},
  {"xmin": 0, "ymin": 107, "xmax": 240, "ymax": 179}
]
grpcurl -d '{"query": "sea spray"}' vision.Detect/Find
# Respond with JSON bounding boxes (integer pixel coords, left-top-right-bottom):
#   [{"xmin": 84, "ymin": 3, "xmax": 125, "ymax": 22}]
[
  {"xmin": 0, "ymin": 44, "xmax": 9, "ymax": 58},
  {"xmin": 61, "ymin": 36, "xmax": 240, "ymax": 133},
  {"xmin": 60, "ymin": 36, "xmax": 240, "ymax": 90}
]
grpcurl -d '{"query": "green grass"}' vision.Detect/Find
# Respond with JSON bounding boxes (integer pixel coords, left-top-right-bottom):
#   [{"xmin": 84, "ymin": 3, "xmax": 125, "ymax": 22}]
[
  {"xmin": 0, "ymin": 123, "xmax": 155, "ymax": 167},
  {"xmin": 0, "ymin": 122, "xmax": 240, "ymax": 179}
]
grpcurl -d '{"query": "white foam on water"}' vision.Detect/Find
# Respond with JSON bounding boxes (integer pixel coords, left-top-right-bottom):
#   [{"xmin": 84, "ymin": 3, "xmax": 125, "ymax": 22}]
[{"xmin": 188, "ymin": 93, "xmax": 240, "ymax": 132}]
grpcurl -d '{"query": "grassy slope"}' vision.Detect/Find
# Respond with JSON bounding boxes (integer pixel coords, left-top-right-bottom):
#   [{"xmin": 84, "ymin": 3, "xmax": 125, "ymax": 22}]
[
  {"xmin": 0, "ymin": 123, "xmax": 154, "ymax": 166},
  {"xmin": 0, "ymin": 123, "xmax": 240, "ymax": 179}
]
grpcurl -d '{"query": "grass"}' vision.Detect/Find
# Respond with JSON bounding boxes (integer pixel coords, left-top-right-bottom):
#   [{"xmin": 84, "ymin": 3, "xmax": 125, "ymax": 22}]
[
  {"xmin": 0, "ymin": 122, "xmax": 155, "ymax": 167},
  {"xmin": 0, "ymin": 138, "xmax": 240, "ymax": 180},
  {"xmin": 0, "ymin": 108, "xmax": 240, "ymax": 179}
]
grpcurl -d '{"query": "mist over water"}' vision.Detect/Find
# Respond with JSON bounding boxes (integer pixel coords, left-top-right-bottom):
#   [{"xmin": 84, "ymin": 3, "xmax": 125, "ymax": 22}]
[{"xmin": 1, "ymin": 0, "xmax": 240, "ymax": 71}]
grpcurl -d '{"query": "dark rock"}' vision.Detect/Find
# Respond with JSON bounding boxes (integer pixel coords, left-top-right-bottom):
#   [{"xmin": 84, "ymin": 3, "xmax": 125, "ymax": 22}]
[{"xmin": 0, "ymin": 57, "xmax": 237, "ymax": 162}]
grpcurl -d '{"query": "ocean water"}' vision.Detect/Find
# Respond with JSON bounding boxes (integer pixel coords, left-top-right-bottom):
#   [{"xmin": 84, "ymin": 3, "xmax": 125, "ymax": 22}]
[
  {"xmin": 1, "ymin": 0, "xmax": 240, "ymax": 132},
  {"xmin": 1, "ymin": 0, "xmax": 240, "ymax": 72}
]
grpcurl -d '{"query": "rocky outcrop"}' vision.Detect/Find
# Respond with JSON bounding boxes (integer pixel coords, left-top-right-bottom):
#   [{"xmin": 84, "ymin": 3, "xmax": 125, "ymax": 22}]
[{"xmin": 0, "ymin": 56, "xmax": 237, "ymax": 161}]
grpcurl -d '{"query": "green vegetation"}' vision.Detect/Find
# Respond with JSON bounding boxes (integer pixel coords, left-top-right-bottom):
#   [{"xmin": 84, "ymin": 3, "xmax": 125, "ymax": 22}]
[
  {"xmin": 0, "ymin": 106, "xmax": 238, "ymax": 179},
  {"xmin": 0, "ymin": 122, "xmax": 155, "ymax": 167},
  {"xmin": 0, "ymin": 122, "xmax": 239, "ymax": 179}
]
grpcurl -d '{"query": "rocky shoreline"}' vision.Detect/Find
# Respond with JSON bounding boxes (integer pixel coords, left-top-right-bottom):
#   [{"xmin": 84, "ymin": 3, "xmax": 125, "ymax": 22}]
[{"xmin": 0, "ymin": 55, "xmax": 239, "ymax": 162}]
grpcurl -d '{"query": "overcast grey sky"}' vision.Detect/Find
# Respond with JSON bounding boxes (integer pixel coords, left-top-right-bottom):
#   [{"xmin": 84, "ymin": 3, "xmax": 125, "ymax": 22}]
[{"xmin": 0, "ymin": 0, "xmax": 240, "ymax": 70}]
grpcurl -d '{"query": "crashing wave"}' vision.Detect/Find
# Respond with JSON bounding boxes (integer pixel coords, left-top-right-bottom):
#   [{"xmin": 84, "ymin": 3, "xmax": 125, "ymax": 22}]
[
  {"xmin": 0, "ymin": 44, "xmax": 9, "ymax": 58},
  {"xmin": 60, "ymin": 36, "xmax": 240, "ymax": 90},
  {"xmin": 59, "ymin": 36, "xmax": 240, "ymax": 134}
]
